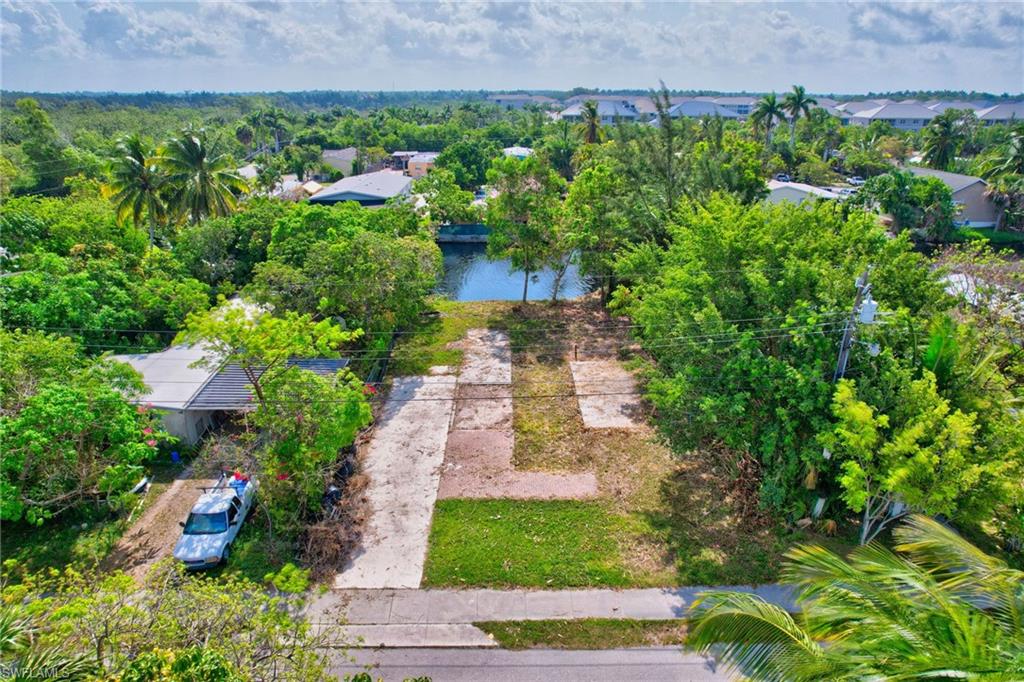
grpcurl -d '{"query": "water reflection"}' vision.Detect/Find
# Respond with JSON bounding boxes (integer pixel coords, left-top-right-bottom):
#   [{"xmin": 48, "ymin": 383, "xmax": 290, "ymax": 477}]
[{"xmin": 437, "ymin": 242, "xmax": 595, "ymax": 301}]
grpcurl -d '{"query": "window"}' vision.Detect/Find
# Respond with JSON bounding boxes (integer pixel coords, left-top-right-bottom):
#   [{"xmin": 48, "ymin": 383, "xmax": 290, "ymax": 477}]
[
  {"xmin": 227, "ymin": 499, "xmax": 241, "ymax": 524},
  {"xmin": 183, "ymin": 512, "xmax": 228, "ymax": 535}
]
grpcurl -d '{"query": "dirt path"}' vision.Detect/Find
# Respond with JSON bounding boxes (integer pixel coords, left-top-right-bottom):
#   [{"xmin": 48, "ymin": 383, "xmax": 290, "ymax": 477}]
[{"xmin": 104, "ymin": 467, "xmax": 217, "ymax": 580}]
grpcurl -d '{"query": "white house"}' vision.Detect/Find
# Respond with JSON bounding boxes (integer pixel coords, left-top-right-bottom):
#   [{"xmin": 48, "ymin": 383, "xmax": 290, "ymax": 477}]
[
  {"xmin": 766, "ymin": 180, "xmax": 842, "ymax": 205},
  {"xmin": 559, "ymin": 100, "xmax": 641, "ymax": 124}
]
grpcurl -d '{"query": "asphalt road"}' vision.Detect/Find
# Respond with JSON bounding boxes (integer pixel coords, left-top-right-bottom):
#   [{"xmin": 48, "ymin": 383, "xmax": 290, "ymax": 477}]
[{"xmin": 330, "ymin": 647, "xmax": 733, "ymax": 682}]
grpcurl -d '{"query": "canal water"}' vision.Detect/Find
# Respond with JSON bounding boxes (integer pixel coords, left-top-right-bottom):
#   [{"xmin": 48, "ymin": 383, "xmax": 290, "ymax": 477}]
[{"xmin": 437, "ymin": 242, "xmax": 594, "ymax": 301}]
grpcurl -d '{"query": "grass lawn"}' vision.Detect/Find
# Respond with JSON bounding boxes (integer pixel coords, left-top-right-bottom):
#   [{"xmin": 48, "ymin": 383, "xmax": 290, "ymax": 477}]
[
  {"xmin": 477, "ymin": 619, "xmax": 686, "ymax": 650},
  {"xmin": 950, "ymin": 227, "xmax": 1024, "ymax": 247},
  {"xmin": 423, "ymin": 499, "xmax": 639, "ymax": 588},
  {"xmin": 1, "ymin": 455, "xmax": 184, "ymax": 574}
]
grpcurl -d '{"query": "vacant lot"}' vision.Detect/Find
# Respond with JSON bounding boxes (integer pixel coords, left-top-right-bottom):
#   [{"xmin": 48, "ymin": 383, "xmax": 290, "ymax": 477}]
[{"xmin": 421, "ymin": 297, "xmax": 850, "ymax": 588}]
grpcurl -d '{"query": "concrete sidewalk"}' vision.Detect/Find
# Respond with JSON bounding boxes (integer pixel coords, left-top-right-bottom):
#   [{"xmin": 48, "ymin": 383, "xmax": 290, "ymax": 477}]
[{"xmin": 306, "ymin": 585, "xmax": 798, "ymax": 626}]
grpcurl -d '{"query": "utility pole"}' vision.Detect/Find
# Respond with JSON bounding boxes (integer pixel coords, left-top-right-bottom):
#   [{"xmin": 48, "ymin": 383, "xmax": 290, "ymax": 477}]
[{"xmin": 812, "ymin": 268, "xmax": 877, "ymax": 519}]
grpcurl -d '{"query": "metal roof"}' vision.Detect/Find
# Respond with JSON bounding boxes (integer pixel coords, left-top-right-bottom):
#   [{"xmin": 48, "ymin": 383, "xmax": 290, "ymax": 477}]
[
  {"xmin": 409, "ymin": 152, "xmax": 440, "ymax": 163},
  {"xmin": 851, "ymin": 102, "xmax": 938, "ymax": 121},
  {"xmin": 309, "ymin": 170, "xmax": 412, "ymax": 204},
  {"xmin": 110, "ymin": 345, "xmax": 221, "ymax": 410},
  {"xmin": 188, "ymin": 358, "xmax": 351, "ymax": 411},
  {"xmin": 667, "ymin": 100, "xmax": 740, "ymax": 118},
  {"xmin": 976, "ymin": 103, "xmax": 1024, "ymax": 122}
]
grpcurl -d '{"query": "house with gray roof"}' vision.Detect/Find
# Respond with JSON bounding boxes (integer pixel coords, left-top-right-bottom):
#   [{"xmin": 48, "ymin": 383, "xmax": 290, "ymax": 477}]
[
  {"xmin": 321, "ymin": 147, "xmax": 359, "ymax": 176},
  {"xmin": 308, "ymin": 169, "xmax": 412, "ymax": 206},
  {"xmin": 907, "ymin": 166, "xmax": 996, "ymax": 227},
  {"xmin": 666, "ymin": 100, "xmax": 741, "ymax": 120},
  {"xmin": 976, "ymin": 103, "xmax": 1024, "ymax": 126},
  {"xmin": 712, "ymin": 96, "xmax": 758, "ymax": 117},
  {"xmin": 559, "ymin": 100, "xmax": 642, "ymax": 124},
  {"xmin": 111, "ymin": 345, "xmax": 351, "ymax": 445},
  {"xmin": 849, "ymin": 102, "xmax": 938, "ymax": 131},
  {"xmin": 927, "ymin": 101, "xmax": 979, "ymax": 113}
]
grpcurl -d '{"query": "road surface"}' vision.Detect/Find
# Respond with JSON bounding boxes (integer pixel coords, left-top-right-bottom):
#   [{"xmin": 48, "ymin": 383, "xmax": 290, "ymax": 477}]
[{"xmin": 330, "ymin": 647, "xmax": 733, "ymax": 682}]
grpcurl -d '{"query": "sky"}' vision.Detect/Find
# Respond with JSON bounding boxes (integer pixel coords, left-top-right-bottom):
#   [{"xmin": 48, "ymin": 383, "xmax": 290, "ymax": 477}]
[{"xmin": 2, "ymin": 1, "xmax": 1022, "ymax": 95}]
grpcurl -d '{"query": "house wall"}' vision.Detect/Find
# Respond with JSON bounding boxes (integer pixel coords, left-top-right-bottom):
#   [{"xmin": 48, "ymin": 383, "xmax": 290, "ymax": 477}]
[
  {"xmin": 160, "ymin": 409, "xmax": 215, "ymax": 445},
  {"xmin": 851, "ymin": 117, "xmax": 930, "ymax": 131},
  {"xmin": 408, "ymin": 160, "xmax": 435, "ymax": 178},
  {"xmin": 953, "ymin": 183, "xmax": 997, "ymax": 227}
]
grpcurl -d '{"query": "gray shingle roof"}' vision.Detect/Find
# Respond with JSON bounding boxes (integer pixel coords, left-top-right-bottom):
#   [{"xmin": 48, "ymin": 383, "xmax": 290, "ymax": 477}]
[
  {"xmin": 851, "ymin": 102, "xmax": 938, "ymax": 121},
  {"xmin": 906, "ymin": 166, "xmax": 986, "ymax": 193},
  {"xmin": 188, "ymin": 358, "xmax": 351, "ymax": 410},
  {"xmin": 667, "ymin": 100, "xmax": 740, "ymax": 118},
  {"xmin": 976, "ymin": 103, "xmax": 1024, "ymax": 122}
]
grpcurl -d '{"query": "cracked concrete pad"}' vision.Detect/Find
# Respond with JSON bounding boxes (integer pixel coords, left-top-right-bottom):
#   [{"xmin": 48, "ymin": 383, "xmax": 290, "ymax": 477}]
[
  {"xmin": 569, "ymin": 360, "xmax": 644, "ymax": 428},
  {"xmin": 335, "ymin": 376, "xmax": 455, "ymax": 589},
  {"xmin": 439, "ymin": 430, "xmax": 597, "ymax": 500},
  {"xmin": 451, "ymin": 383, "xmax": 513, "ymax": 430},
  {"xmin": 456, "ymin": 329, "xmax": 511, "ymax": 384}
]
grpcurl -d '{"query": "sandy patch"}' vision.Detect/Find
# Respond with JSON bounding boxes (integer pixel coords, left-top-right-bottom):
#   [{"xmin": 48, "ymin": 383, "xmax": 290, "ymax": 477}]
[
  {"xmin": 439, "ymin": 430, "xmax": 597, "ymax": 500},
  {"xmin": 104, "ymin": 469, "xmax": 218, "ymax": 580},
  {"xmin": 336, "ymin": 376, "xmax": 455, "ymax": 589},
  {"xmin": 569, "ymin": 360, "xmax": 644, "ymax": 428}
]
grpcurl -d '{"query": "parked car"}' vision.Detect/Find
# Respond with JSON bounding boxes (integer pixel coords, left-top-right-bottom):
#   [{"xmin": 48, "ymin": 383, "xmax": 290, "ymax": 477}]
[
  {"xmin": 774, "ymin": 173, "xmax": 791, "ymax": 182},
  {"xmin": 847, "ymin": 176, "xmax": 865, "ymax": 186},
  {"xmin": 173, "ymin": 470, "xmax": 258, "ymax": 569}
]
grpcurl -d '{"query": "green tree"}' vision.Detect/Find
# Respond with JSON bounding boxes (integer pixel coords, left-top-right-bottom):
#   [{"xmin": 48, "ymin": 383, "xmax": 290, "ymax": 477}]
[
  {"xmin": 106, "ymin": 133, "xmax": 167, "ymax": 248},
  {"xmin": 485, "ymin": 154, "xmax": 565, "ymax": 301},
  {"xmin": 781, "ymin": 85, "xmax": 817, "ymax": 148},
  {"xmin": 8, "ymin": 98, "xmax": 75, "ymax": 194},
  {"xmin": 176, "ymin": 301, "xmax": 360, "ymax": 406},
  {"xmin": 577, "ymin": 100, "xmax": 603, "ymax": 144},
  {"xmin": 0, "ymin": 358, "xmax": 166, "ymax": 524},
  {"xmin": 922, "ymin": 109, "xmax": 971, "ymax": 171},
  {"xmin": 158, "ymin": 127, "xmax": 249, "ymax": 224},
  {"xmin": 559, "ymin": 163, "xmax": 629, "ymax": 301},
  {"xmin": 750, "ymin": 93, "xmax": 787, "ymax": 146},
  {"xmin": 855, "ymin": 169, "xmax": 955, "ymax": 239},
  {"xmin": 687, "ymin": 515, "xmax": 1024, "ymax": 681},
  {"xmin": 412, "ymin": 167, "xmax": 479, "ymax": 228},
  {"xmin": 283, "ymin": 143, "xmax": 322, "ymax": 181}
]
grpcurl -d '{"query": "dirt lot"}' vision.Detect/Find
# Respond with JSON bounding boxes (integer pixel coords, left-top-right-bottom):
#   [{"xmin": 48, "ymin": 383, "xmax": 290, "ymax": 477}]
[{"xmin": 104, "ymin": 468, "xmax": 217, "ymax": 580}]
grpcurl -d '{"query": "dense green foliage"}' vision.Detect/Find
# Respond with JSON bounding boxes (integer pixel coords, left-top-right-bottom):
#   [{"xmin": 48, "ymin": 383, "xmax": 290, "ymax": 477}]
[{"xmin": 687, "ymin": 516, "xmax": 1024, "ymax": 680}]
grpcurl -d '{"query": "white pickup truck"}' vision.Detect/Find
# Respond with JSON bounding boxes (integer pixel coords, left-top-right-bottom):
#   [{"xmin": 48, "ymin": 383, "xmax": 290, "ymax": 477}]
[{"xmin": 173, "ymin": 471, "xmax": 258, "ymax": 569}]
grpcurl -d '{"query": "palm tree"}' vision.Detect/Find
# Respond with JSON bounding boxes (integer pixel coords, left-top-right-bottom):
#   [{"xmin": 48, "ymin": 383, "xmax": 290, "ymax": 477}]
[
  {"xmin": 985, "ymin": 174, "xmax": 1024, "ymax": 231},
  {"xmin": 106, "ymin": 134, "xmax": 166, "ymax": 248},
  {"xmin": 687, "ymin": 515, "xmax": 1024, "ymax": 681},
  {"xmin": 158, "ymin": 127, "xmax": 249, "ymax": 224},
  {"xmin": 782, "ymin": 85, "xmax": 817, "ymax": 148},
  {"xmin": 983, "ymin": 123, "xmax": 1024, "ymax": 178},
  {"xmin": 922, "ymin": 110, "xmax": 967, "ymax": 171},
  {"xmin": 578, "ymin": 100, "xmax": 603, "ymax": 144},
  {"xmin": 750, "ymin": 93, "xmax": 787, "ymax": 146}
]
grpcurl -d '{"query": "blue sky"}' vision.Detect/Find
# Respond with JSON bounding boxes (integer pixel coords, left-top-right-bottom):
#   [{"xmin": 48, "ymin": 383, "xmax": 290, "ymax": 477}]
[{"xmin": 2, "ymin": 1, "xmax": 1022, "ymax": 94}]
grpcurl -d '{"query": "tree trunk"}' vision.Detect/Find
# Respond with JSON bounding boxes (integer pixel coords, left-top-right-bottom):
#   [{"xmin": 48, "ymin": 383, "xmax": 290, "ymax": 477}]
[{"xmin": 522, "ymin": 269, "xmax": 530, "ymax": 303}]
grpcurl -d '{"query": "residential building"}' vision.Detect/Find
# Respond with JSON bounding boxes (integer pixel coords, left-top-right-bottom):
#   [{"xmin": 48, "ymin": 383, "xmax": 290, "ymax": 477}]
[
  {"xmin": 236, "ymin": 163, "xmax": 259, "ymax": 180},
  {"xmin": 503, "ymin": 146, "xmax": 534, "ymax": 159},
  {"xmin": 488, "ymin": 94, "xmax": 558, "ymax": 110},
  {"xmin": 975, "ymin": 102, "xmax": 1024, "ymax": 126},
  {"xmin": 321, "ymin": 147, "xmax": 359, "ymax": 176},
  {"xmin": 308, "ymin": 169, "xmax": 412, "ymax": 206},
  {"xmin": 766, "ymin": 180, "xmax": 841, "ymax": 205},
  {"xmin": 564, "ymin": 95, "xmax": 657, "ymax": 120},
  {"xmin": 906, "ymin": 166, "xmax": 997, "ymax": 227},
  {"xmin": 926, "ymin": 100, "xmax": 979, "ymax": 113},
  {"xmin": 112, "ymin": 346, "xmax": 351, "ymax": 445},
  {"xmin": 407, "ymin": 152, "xmax": 440, "ymax": 178},
  {"xmin": 836, "ymin": 100, "xmax": 887, "ymax": 114},
  {"xmin": 849, "ymin": 102, "xmax": 938, "ymax": 131},
  {"xmin": 559, "ymin": 99, "xmax": 641, "ymax": 124},
  {"xmin": 666, "ymin": 100, "xmax": 740, "ymax": 120},
  {"xmin": 712, "ymin": 96, "xmax": 758, "ymax": 118},
  {"xmin": 387, "ymin": 151, "xmax": 419, "ymax": 171}
]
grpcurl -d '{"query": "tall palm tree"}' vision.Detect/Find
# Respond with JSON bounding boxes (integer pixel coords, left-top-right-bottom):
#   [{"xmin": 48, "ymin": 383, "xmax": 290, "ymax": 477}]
[
  {"xmin": 922, "ymin": 110, "xmax": 967, "ymax": 171},
  {"xmin": 106, "ymin": 133, "xmax": 166, "ymax": 248},
  {"xmin": 750, "ymin": 93, "xmax": 787, "ymax": 146},
  {"xmin": 687, "ymin": 515, "xmax": 1024, "ymax": 681},
  {"xmin": 782, "ymin": 85, "xmax": 817, "ymax": 148},
  {"xmin": 158, "ymin": 127, "xmax": 249, "ymax": 224},
  {"xmin": 578, "ymin": 100, "xmax": 603, "ymax": 144}
]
